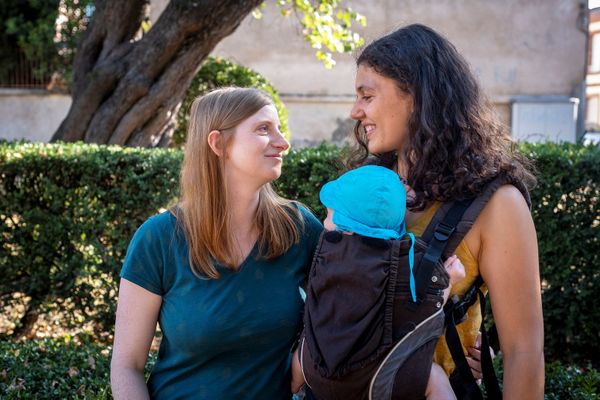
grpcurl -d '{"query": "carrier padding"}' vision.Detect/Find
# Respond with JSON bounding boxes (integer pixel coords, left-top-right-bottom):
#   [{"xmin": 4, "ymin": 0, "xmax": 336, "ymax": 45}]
[{"xmin": 370, "ymin": 308, "xmax": 445, "ymax": 400}]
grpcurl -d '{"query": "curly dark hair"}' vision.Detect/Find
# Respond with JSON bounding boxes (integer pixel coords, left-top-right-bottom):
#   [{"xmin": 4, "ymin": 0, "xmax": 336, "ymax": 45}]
[{"xmin": 347, "ymin": 24, "xmax": 536, "ymax": 210}]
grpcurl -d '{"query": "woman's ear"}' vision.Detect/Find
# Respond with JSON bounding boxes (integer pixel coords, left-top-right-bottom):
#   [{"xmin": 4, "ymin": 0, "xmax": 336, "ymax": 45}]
[{"xmin": 207, "ymin": 130, "xmax": 223, "ymax": 156}]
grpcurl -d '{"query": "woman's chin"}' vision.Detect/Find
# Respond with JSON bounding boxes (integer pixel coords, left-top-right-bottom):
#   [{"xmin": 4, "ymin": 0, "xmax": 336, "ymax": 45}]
[
  {"xmin": 264, "ymin": 169, "xmax": 282, "ymax": 184},
  {"xmin": 367, "ymin": 142, "xmax": 385, "ymax": 154}
]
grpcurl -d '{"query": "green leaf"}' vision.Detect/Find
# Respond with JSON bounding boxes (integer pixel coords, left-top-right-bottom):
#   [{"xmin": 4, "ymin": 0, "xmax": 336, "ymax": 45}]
[{"xmin": 274, "ymin": 0, "xmax": 366, "ymax": 68}]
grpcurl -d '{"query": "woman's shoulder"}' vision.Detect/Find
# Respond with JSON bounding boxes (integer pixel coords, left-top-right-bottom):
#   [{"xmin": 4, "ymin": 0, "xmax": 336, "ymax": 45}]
[
  {"xmin": 481, "ymin": 184, "xmax": 530, "ymax": 221},
  {"xmin": 288, "ymin": 202, "xmax": 323, "ymax": 249},
  {"xmin": 291, "ymin": 201, "xmax": 322, "ymax": 228},
  {"xmin": 465, "ymin": 183, "xmax": 533, "ymax": 257},
  {"xmin": 472, "ymin": 184, "xmax": 532, "ymax": 241},
  {"xmin": 133, "ymin": 210, "xmax": 178, "ymax": 240},
  {"xmin": 143, "ymin": 209, "xmax": 177, "ymax": 228}
]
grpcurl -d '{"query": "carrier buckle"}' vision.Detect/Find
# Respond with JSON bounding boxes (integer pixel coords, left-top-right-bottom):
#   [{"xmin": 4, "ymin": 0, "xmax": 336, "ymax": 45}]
[
  {"xmin": 434, "ymin": 222, "xmax": 455, "ymax": 241},
  {"xmin": 444, "ymin": 295, "xmax": 469, "ymax": 324}
]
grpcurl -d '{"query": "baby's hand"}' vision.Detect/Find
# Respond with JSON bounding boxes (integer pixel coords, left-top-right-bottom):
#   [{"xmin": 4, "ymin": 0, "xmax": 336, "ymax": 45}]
[
  {"xmin": 443, "ymin": 255, "xmax": 466, "ymax": 286},
  {"xmin": 441, "ymin": 255, "xmax": 466, "ymax": 304}
]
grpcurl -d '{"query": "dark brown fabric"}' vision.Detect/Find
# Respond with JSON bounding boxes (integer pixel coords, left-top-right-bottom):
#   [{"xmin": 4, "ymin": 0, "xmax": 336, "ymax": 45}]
[
  {"xmin": 390, "ymin": 339, "xmax": 437, "ymax": 400},
  {"xmin": 301, "ymin": 231, "xmax": 448, "ymax": 399},
  {"xmin": 303, "ymin": 232, "xmax": 400, "ymax": 379}
]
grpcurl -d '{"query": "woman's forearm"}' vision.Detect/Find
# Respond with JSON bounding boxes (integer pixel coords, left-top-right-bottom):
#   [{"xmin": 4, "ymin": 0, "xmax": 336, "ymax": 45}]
[
  {"xmin": 502, "ymin": 350, "xmax": 544, "ymax": 399},
  {"xmin": 111, "ymin": 366, "xmax": 150, "ymax": 400}
]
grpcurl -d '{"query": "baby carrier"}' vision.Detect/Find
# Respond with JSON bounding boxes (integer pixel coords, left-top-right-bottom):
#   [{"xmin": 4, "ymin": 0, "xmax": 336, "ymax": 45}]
[{"xmin": 300, "ymin": 175, "xmax": 530, "ymax": 400}]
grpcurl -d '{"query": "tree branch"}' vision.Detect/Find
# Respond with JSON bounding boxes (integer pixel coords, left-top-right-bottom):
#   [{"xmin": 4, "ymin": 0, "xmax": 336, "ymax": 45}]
[
  {"xmin": 53, "ymin": 0, "xmax": 263, "ymax": 145},
  {"xmin": 85, "ymin": 0, "xmax": 262, "ymax": 145}
]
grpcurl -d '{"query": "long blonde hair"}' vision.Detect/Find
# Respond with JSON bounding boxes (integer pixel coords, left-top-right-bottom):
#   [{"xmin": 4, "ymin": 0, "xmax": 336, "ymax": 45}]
[{"xmin": 175, "ymin": 87, "xmax": 301, "ymax": 279}]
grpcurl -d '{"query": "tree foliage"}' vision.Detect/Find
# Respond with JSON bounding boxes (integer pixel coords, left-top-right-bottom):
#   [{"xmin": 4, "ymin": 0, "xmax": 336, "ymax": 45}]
[
  {"xmin": 0, "ymin": 0, "xmax": 92, "ymax": 87},
  {"xmin": 258, "ymin": 0, "xmax": 366, "ymax": 68}
]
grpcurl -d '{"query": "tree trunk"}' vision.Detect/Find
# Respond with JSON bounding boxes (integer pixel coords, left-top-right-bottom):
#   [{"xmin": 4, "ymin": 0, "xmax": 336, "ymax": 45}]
[
  {"xmin": 11, "ymin": 299, "xmax": 41, "ymax": 340},
  {"xmin": 51, "ymin": 0, "xmax": 263, "ymax": 147}
]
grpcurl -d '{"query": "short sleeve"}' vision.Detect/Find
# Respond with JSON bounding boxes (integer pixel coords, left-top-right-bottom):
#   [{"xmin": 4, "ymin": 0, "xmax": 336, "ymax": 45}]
[{"xmin": 120, "ymin": 216, "xmax": 165, "ymax": 296}]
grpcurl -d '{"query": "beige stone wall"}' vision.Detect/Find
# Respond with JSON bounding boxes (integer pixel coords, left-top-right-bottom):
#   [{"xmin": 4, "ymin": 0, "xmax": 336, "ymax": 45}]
[
  {"xmin": 209, "ymin": 0, "xmax": 587, "ymax": 145},
  {"xmin": 0, "ymin": 90, "xmax": 71, "ymax": 142},
  {"xmin": 0, "ymin": 1, "xmax": 586, "ymax": 145}
]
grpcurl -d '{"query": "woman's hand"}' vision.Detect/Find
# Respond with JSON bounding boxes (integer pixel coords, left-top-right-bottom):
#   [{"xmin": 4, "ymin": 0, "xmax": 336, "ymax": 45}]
[
  {"xmin": 465, "ymin": 332, "xmax": 495, "ymax": 384},
  {"xmin": 290, "ymin": 348, "xmax": 305, "ymax": 394}
]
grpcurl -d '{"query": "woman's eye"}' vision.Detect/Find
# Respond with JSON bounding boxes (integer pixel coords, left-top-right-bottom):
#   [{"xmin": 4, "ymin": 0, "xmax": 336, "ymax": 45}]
[
  {"xmin": 257, "ymin": 125, "xmax": 269, "ymax": 134},
  {"xmin": 362, "ymin": 95, "xmax": 372, "ymax": 101}
]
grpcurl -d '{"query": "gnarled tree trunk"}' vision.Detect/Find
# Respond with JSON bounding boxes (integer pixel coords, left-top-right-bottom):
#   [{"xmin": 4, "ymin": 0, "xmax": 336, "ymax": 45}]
[{"xmin": 51, "ymin": 0, "xmax": 262, "ymax": 147}]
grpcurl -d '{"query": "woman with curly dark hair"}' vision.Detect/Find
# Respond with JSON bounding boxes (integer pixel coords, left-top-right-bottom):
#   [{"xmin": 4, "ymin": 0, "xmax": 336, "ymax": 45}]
[{"xmin": 346, "ymin": 24, "xmax": 544, "ymax": 398}]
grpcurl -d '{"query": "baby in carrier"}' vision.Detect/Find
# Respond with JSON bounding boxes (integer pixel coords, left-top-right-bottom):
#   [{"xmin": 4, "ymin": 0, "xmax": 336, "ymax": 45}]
[{"xmin": 297, "ymin": 165, "xmax": 465, "ymax": 400}]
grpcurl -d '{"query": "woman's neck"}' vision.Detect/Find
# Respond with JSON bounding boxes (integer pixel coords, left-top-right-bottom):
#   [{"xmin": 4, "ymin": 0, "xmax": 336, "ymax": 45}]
[
  {"xmin": 225, "ymin": 185, "xmax": 261, "ymax": 266},
  {"xmin": 394, "ymin": 155, "xmax": 409, "ymax": 183},
  {"xmin": 223, "ymin": 167, "xmax": 263, "ymax": 235},
  {"xmin": 227, "ymin": 186, "xmax": 260, "ymax": 237}
]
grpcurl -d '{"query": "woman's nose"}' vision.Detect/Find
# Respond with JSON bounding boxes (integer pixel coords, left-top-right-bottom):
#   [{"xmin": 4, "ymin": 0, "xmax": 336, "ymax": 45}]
[
  {"xmin": 272, "ymin": 130, "xmax": 290, "ymax": 151},
  {"xmin": 350, "ymin": 101, "xmax": 364, "ymax": 120}
]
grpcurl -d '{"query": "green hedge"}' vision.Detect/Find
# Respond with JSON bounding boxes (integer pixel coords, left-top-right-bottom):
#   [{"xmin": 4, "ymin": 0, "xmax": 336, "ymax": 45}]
[
  {"xmin": 275, "ymin": 143, "xmax": 344, "ymax": 218},
  {"xmin": 174, "ymin": 56, "xmax": 289, "ymax": 146},
  {"xmin": 521, "ymin": 143, "xmax": 600, "ymax": 366},
  {"xmin": 1, "ymin": 141, "xmax": 599, "ymax": 368},
  {"xmin": 0, "ymin": 337, "xmax": 112, "ymax": 399},
  {"xmin": 0, "ymin": 338, "xmax": 597, "ymax": 399},
  {"xmin": 0, "ymin": 337, "xmax": 156, "ymax": 399},
  {"xmin": 0, "ymin": 141, "xmax": 182, "ymax": 340},
  {"xmin": 544, "ymin": 361, "xmax": 600, "ymax": 399}
]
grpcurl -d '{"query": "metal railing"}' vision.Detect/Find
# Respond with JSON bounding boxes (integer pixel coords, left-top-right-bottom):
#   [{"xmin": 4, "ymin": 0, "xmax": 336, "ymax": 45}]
[{"xmin": 0, "ymin": 51, "xmax": 51, "ymax": 89}]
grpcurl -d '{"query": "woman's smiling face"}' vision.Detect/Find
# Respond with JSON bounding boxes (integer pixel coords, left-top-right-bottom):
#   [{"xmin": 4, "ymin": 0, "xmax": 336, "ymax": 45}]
[
  {"xmin": 224, "ymin": 104, "xmax": 289, "ymax": 187},
  {"xmin": 350, "ymin": 64, "xmax": 414, "ymax": 154}
]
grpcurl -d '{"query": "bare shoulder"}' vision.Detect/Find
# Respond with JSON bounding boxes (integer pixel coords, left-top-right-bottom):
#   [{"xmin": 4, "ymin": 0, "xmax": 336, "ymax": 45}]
[
  {"xmin": 480, "ymin": 184, "xmax": 531, "ymax": 223},
  {"xmin": 465, "ymin": 184, "xmax": 533, "ymax": 259}
]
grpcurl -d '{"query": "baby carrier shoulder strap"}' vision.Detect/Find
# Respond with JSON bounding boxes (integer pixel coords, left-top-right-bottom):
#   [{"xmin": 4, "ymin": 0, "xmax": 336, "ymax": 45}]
[
  {"xmin": 417, "ymin": 174, "xmax": 530, "ymax": 400},
  {"xmin": 414, "ymin": 174, "xmax": 530, "ymax": 304},
  {"xmin": 421, "ymin": 174, "xmax": 531, "ymax": 258}
]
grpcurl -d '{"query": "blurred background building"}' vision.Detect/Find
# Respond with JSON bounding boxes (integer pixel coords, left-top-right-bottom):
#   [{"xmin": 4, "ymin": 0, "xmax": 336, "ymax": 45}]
[
  {"xmin": 0, "ymin": 0, "xmax": 591, "ymax": 146},
  {"xmin": 210, "ymin": 0, "xmax": 588, "ymax": 146},
  {"xmin": 586, "ymin": 1, "xmax": 600, "ymax": 143}
]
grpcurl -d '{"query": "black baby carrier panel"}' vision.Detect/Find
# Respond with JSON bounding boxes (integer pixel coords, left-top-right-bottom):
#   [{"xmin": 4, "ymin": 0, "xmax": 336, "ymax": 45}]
[
  {"xmin": 301, "ymin": 231, "xmax": 448, "ymax": 400},
  {"xmin": 300, "ymin": 174, "xmax": 530, "ymax": 400}
]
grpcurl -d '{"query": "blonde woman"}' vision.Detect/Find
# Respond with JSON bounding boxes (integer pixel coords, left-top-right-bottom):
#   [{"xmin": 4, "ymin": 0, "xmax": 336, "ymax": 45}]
[{"xmin": 110, "ymin": 88, "xmax": 323, "ymax": 399}]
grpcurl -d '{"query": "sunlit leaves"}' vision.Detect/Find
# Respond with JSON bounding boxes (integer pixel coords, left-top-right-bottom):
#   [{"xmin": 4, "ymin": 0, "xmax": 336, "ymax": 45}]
[{"xmin": 254, "ymin": 0, "xmax": 366, "ymax": 68}]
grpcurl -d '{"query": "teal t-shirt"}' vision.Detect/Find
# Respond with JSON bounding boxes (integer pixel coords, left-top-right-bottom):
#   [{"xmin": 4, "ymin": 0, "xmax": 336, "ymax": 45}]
[{"xmin": 120, "ymin": 204, "xmax": 322, "ymax": 400}]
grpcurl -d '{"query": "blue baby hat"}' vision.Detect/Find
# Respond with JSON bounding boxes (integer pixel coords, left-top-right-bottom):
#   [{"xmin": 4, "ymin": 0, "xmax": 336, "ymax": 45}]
[{"xmin": 320, "ymin": 165, "xmax": 417, "ymax": 302}]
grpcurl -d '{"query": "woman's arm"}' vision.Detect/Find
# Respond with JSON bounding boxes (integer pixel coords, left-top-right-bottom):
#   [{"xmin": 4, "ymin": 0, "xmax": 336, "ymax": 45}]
[
  {"xmin": 470, "ymin": 185, "xmax": 544, "ymax": 399},
  {"xmin": 111, "ymin": 279, "xmax": 162, "ymax": 400}
]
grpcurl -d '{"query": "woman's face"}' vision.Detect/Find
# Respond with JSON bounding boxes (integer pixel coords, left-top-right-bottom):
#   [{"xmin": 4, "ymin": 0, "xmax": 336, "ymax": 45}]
[
  {"xmin": 350, "ymin": 65, "xmax": 413, "ymax": 154},
  {"xmin": 224, "ymin": 104, "xmax": 290, "ymax": 187}
]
